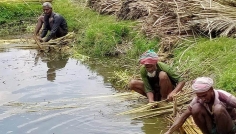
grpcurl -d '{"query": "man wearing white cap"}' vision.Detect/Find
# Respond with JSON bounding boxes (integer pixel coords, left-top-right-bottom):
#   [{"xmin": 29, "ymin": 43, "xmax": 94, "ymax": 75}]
[
  {"xmin": 165, "ymin": 77, "xmax": 236, "ymax": 134},
  {"xmin": 36, "ymin": 2, "xmax": 68, "ymax": 42}
]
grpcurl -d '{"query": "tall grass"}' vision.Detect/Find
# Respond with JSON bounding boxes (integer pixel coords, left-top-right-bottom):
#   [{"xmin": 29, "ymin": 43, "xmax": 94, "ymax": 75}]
[
  {"xmin": 173, "ymin": 37, "xmax": 236, "ymax": 92},
  {"xmin": 0, "ymin": 0, "xmax": 159, "ymax": 58},
  {"xmin": 0, "ymin": 2, "xmax": 41, "ymax": 23},
  {"xmin": 52, "ymin": 0, "xmax": 159, "ymax": 58}
]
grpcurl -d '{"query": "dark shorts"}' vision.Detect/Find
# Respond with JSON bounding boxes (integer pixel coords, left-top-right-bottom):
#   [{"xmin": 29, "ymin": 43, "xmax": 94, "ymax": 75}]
[
  {"xmin": 54, "ymin": 27, "xmax": 67, "ymax": 38},
  {"xmin": 211, "ymin": 122, "xmax": 236, "ymax": 134},
  {"xmin": 153, "ymin": 90, "xmax": 161, "ymax": 101}
]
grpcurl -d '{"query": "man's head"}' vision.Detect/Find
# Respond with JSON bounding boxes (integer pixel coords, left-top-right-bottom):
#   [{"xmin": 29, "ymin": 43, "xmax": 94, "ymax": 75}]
[
  {"xmin": 192, "ymin": 77, "xmax": 214, "ymax": 103},
  {"xmin": 139, "ymin": 50, "xmax": 158, "ymax": 74},
  {"xmin": 42, "ymin": 2, "xmax": 52, "ymax": 15}
]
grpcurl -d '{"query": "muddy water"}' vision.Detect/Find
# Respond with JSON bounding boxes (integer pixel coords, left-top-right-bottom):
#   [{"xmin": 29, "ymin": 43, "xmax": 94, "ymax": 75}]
[{"xmin": 0, "ymin": 43, "xmax": 168, "ymax": 134}]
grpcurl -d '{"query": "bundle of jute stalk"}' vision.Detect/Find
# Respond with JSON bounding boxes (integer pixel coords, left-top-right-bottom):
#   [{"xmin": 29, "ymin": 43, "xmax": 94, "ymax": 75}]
[
  {"xmin": 40, "ymin": 32, "xmax": 76, "ymax": 46},
  {"xmin": 33, "ymin": 32, "xmax": 76, "ymax": 52},
  {"xmin": 136, "ymin": 0, "xmax": 236, "ymax": 38},
  {"xmin": 214, "ymin": 0, "xmax": 236, "ymax": 6},
  {"xmin": 117, "ymin": 88, "xmax": 194, "ymax": 120},
  {"xmin": 166, "ymin": 113, "xmax": 203, "ymax": 134},
  {"xmin": 87, "ymin": 0, "xmax": 122, "ymax": 15},
  {"xmin": 141, "ymin": 0, "xmax": 202, "ymax": 38}
]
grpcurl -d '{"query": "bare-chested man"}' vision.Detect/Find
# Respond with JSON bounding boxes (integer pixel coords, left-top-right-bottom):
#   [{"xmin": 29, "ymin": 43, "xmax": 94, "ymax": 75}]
[{"xmin": 165, "ymin": 77, "xmax": 236, "ymax": 134}]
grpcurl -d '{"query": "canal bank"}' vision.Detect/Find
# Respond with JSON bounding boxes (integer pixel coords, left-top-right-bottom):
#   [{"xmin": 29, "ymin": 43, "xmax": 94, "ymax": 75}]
[{"xmin": 2, "ymin": 0, "xmax": 236, "ymax": 133}]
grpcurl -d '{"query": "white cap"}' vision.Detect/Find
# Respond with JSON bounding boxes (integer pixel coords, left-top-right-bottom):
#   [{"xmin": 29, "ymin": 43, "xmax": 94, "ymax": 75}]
[
  {"xmin": 192, "ymin": 77, "xmax": 213, "ymax": 93},
  {"xmin": 42, "ymin": 2, "xmax": 52, "ymax": 8}
]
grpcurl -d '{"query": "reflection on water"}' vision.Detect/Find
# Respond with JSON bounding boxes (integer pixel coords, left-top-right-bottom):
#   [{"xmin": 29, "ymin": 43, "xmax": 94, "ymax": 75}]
[
  {"xmin": 34, "ymin": 51, "xmax": 70, "ymax": 82},
  {"xmin": 0, "ymin": 45, "xmax": 168, "ymax": 134}
]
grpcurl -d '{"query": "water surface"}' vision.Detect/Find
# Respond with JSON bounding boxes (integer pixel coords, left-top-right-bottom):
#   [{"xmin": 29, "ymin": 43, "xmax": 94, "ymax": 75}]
[{"xmin": 0, "ymin": 43, "xmax": 168, "ymax": 134}]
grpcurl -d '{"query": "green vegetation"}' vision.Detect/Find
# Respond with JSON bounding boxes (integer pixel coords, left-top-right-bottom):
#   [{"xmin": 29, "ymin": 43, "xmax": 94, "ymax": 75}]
[
  {"xmin": 0, "ymin": 2, "xmax": 41, "ymax": 35},
  {"xmin": 1, "ymin": 0, "xmax": 235, "ymax": 93},
  {"xmin": 173, "ymin": 37, "xmax": 236, "ymax": 92},
  {"xmin": 0, "ymin": 3, "xmax": 41, "ymax": 23},
  {"xmin": 52, "ymin": 0, "xmax": 159, "ymax": 58}
]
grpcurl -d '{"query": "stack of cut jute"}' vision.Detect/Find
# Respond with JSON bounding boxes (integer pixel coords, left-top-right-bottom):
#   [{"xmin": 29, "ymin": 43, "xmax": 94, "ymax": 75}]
[
  {"xmin": 166, "ymin": 113, "xmax": 203, "ymax": 134},
  {"xmin": 35, "ymin": 32, "xmax": 76, "ymax": 52},
  {"xmin": 41, "ymin": 32, "xmax": 76, "ymax": 46},
  {"xmin": 87, "ymin": 0, "xmax": 122, "ymax": 15},
  {"xmin": 139, "ymin": 0, "xmax": 236, "ymax": 38},
  {"xmin": 117, "ymin": 88, "xmax": 203, "ymax": 134},
  {"xmin": 117, "ymin": 88, "xmax": 193, "ymax": 120},
  {"xmin": 117, "ymin": 0, "xmax": 150, "ymax": 20},
  {"xmin": 87, "ymin": 0, "xmax": 236, "ymax": 38}
]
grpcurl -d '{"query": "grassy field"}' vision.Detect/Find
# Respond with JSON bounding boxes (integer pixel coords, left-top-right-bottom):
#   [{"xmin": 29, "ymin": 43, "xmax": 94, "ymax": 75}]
[
  {"xmin": 51, "ymin": 0, "xmax": 159, "ymax": 57},
  {"xmin": 173, "ymin": 37, "xmax": 236, "ymax": 92},
  {"xmin": 1, "ymin": 0, "xmax": 236, "ymax": 93}
]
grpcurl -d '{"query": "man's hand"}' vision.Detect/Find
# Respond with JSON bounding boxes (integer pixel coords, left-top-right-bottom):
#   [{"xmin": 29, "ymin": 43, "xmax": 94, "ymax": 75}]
[
  {"xmin": 36, "ymin": 36, "xmax": 44, "ymax": 42},
  {"xmin": 167, "ymin": 91, "xmax": 176, "ymax": 101}
]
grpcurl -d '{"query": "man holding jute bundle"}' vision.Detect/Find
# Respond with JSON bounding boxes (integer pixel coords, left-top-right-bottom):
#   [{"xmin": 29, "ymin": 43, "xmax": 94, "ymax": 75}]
[
  {"xmin": 36, "ymin": 2, "xmax": 68, "ymax": 42},
  {"xmin": 128, "ymin": 50, "xmax": 185, "ymax": 103},
  {"xmin": 165, "ymin": 77, "xmax": 236, "ymax": 134}
]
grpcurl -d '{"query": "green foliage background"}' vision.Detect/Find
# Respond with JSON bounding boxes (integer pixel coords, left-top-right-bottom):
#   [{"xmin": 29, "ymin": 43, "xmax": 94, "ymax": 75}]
[
  {"xmin": 173, "ymin": 37, "xmax": 236, "ymax": 92},
  {"xmin": 0, "ymin": 3, "xmax": 41, "ymax": 23}
]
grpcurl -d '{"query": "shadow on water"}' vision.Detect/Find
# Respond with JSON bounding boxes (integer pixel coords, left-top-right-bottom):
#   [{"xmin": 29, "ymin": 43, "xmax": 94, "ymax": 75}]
[{"xmin": 0, "ymin": 43, "xmax": 169, "ymax": 134}]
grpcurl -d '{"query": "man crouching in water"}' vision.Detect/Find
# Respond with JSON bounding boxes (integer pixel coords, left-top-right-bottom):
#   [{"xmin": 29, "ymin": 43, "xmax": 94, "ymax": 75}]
[
  {"xmin": 129, "ymin": 50, "xmax": 185, "ymax": 103},
  {"xmin": 165, "ymin": 77, "xmax": 236, "ymax": 134},
  {"xmin": 36, "ymin": 2, "xmax": 68, "ymax": 42}
]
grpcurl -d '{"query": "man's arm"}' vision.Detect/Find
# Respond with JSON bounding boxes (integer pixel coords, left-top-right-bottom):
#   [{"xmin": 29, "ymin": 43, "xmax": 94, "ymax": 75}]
[
  {"xmin": 40, "ymin": 16, "xmax": 49, "ymax": 39},
  {"xmin": 140, "ymin": 67, "xmax": 155, "ymax": 103},
  {"xmin": 165, "ymin": 109, "xmax": 191, "ymax": 134},
  {"xmin": 34, "ymin": 16, "xmax": 44, "ymax": 36},
  {"xmin": 218, "ymin": 90, "xmax": 236, "ymax": 108},
  {"xmin": 40, "ymin": 28, "xmax": 48, "ymax": 39}
]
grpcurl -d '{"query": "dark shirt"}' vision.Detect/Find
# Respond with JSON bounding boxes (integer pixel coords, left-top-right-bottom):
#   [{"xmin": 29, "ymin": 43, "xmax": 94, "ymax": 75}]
[{"xmin": 41, "ymin": 12, "xmax": 68, "ymax": 42}]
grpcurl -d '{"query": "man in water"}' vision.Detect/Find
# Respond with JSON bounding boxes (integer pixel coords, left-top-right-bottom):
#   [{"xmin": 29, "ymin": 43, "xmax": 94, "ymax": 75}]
[
  {"xmin": 165, "ymin": 77, "xmax": 236, "ymax": 134},
  {"xmin": 36, "ymin": 2, "xmax": 68, "ymax": 42},
  {"xmin": 128, "ymin": 50, "xmax": 185, "ymax": 103}
]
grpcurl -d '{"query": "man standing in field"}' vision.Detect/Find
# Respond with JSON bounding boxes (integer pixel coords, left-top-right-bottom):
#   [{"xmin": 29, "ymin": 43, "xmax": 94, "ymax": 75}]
[
  {"xmin": 165, "ymin": 77, "xmax": 236, "ymax": 134},
  {"xmin": 36, "ymin": 2, "xmax": 68, "ymax": 42},
  {"xmin": 128, "ymin": 49, "xmax": 185, "ymax": 103}
]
